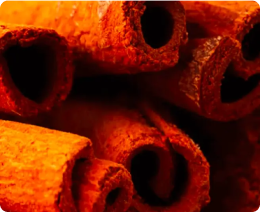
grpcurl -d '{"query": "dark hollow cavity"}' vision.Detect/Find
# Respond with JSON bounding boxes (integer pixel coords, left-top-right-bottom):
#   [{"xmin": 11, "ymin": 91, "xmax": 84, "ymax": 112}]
[
  {"xmin": 130, "ymin": 149, "xmax": 189, "ymax": 206},
  {"xmin": 186, "ymin": 22, "xmax": 209, "ymax": 39},
  {"xmin": 141, "ymin": 3, "xmax": 174, "ymax": 49},
  {"xmin": 4, "ymin": 44, "xmax": 57, "ymax": 103},
  {"xmin": 221, "ymin": 64, "xmax": 260, "ymax": 103},
  {"xmin": 242, "ymin": 23, "xmax": 260, "ymax": 61},
  {"xmin": 106, "ymin": 188, "xmax": 121, "ymax": 206}
]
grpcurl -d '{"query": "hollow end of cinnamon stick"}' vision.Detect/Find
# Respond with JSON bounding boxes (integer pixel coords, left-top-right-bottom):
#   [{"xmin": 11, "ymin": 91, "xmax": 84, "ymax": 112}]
[
  {"xmin": 71, "ymin": 158, "xmax": 133, "ymax": 212},
  {"xmin": 0, "ymin": 1, "xmax": 187, "ymax": 74},
  {"xmin": 76, "ymin": 1, "xmax": 188, "ymax": 75},
  {"xmin": 183, "ymin": 1, "xmax": 260, "ymax": 77},
  {"xmin": 129, "ymin": 144, "xmax": 194, "ymax": 212},
  {"xmin": 40, "ymin": 96, "xmax": 182, "ymax": 211},
  {"xmin": 137, "ymin": 101, "xmax": 210, "ymax": 212},
  {"xmin": 201, "ymin": 37, "xmax": 260, "ymax": 121},
  {"xmin": 139, "ymin": 1, "xmax": 187, "ymax": 50},
  {"xmin": 0, "ymin": 24, "xmax": 74, "ymax": 117},
  {"xmin": 136, "ymin": 36, "xmax": 260, "ymax": 121}
]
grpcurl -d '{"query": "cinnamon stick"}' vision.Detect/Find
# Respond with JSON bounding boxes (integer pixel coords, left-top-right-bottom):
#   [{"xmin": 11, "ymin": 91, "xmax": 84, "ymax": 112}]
[
  {"xmin": 135, "ymin": 36, "xmax": 260, "ymax": 121},
  {"xmin": 0, "ymin": 120, "xmax": 133, "ymax": 212},
  {"xmin": 0, "ymin": 24, "xmax": 73, "ymax": 117},
  {"xmin": 0, "ymin": 1, "xmax": 187, "ymax": 75},
  {"xmin": 182, "ymin": 1, "xmax": 260, "ymax": 79},
  {"xmin": 41, "ymin": 96, "xmax": 210, "ymax": 212},
  {"xmin": 138, "ymin": 101, "xmax": 210, "ymax": 212}
]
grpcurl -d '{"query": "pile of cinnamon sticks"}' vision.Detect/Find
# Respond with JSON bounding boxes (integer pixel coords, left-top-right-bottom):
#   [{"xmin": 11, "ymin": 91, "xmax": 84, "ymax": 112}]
[{"xmin": 0, "ymin": 1, "xmax": 259, "ymax": 212}]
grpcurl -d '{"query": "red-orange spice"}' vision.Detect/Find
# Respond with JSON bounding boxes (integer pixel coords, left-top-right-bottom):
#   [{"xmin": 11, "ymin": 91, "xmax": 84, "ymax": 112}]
[
  {"xmin": 0, "ymin": 1, "xmax": 187, "ymax": 75},
  {"xmin": 189, "ymin": 114, "xmax": 260, "ymax": 212},
  {"xmin": 40, "ymin": 95, "xmax": 210, "ymax": 212},
  {"xmin": 0, "ymin": 120, "xmax": 133, "ymax": 212},
  {"xmin": 0, "ymin": 23, "xmax": 73, "ymax": 117},
  {"xmin": 72, "ymin": 158, "xmax": 133, "ymax": 212},
  {"xmin": 138, "ymin": 101, "xmax": 210, "ymax": 212},
  {"xmin": 41, "ymin": 97, "xmax": 175, "ymax": 211},
  {"xmin": 135, "ymin": 36, "xmax": 260, "ymax": 121},
  {"xmin": 182, "ymin": 1, "xmax": 260, "ymax": 79}
]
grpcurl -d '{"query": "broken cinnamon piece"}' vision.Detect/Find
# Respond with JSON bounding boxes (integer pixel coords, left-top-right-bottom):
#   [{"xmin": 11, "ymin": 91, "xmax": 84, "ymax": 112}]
[
  {"xmin": 0, "ymin": 23, "xmax": 73, "ymax": 117},
  {"xmin": 41, "ymin": 95, "xmax": 209, "ymax": 211},
  {"xmin": 0, "ymin": 120, "xmax": 133, "ymax": 212},
  {"xmin": 182, "ymin": 1, "xmax": 260, "ymax": 79},
  {"xmin": 136, "ymin": 36, "xmax": 260, "ymax": 121},
  {"xmin": 0, "ymin": 1, "xmax": 187, "ymax": 75}
]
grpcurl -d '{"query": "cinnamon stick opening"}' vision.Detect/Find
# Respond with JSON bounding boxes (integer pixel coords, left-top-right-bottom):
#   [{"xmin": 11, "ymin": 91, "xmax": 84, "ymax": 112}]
[
  {"xmin": 130, "ymin": 146, "xmax": 188, "ymax": 206},
  {"xmin": 3, "ymin": 43, "xmax": 57, "ymax": 103},
  {"xmin": 221, "ymin": 64, "xmax": 260, "ymax": 103},
  {"xmin": 106, "ymin": 188, "xmax": 121, "ymax": 206},
  {"xmin": 141, "ymin": 2, "xmax": 174, "ymax": 49},
  {"xmin": 241, "ymin": 23, "xmax": 260, "ymax": 61},
  {"xmin": 71, "ymin": 158, "xmax": 132, "ymax": 212}
]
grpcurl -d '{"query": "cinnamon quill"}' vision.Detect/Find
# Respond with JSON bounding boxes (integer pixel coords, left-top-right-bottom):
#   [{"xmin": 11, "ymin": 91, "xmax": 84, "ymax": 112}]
[
  {"xmin": 182, "ymin": 1, "xmax": 260, "ymax": 79},
  {"xmin": 0, "ymin": 24, "xmax": 73, "ymax": 117},
  {"xmin": 40, "ymin": 95, "xmax": 210, "ymax": 212},
  {"xmin": 135, "ymin": 36, "xmax": 260, "ymax": 121},
  {"xmin": 0, "ymin": 120, "xmax": 133, "ymax": 212},
  {"xmin": 0, "ymin": 1, "xmax": 187, "ymax": 75}
]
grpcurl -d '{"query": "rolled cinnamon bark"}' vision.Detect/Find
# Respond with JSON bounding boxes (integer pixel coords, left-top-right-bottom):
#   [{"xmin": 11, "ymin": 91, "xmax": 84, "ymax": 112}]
[
  {"xmin": 182, "ymin": 1, "xmax": 260, "ymax": 79},
  {"xmin": 136, "ymin": 36, "xmax": 260, "ymax": 121},
  {"xmin": 188, "ymin": 115, "xmax": 260, "ymax": 212},
  {"xmin": 0, "ymin": 120, "xmax": 133, "ymax": 212},
  {"xmin": 0, "ymin": 24, "xmax": 73, "ymax": 117},
  {"xmin": 72, "ymin": 158, "xmax": 133, "ymax": 212},
  {"xmin": 41, "ymin": 96, "xmax": 210, "ymax": 212},
  {"xmin": 0, "ymin": 1, "xmax": 187, "ymax": 75},
  {"xmin": 138, "ymin": 101, "xmax": 210, "ymax": 212}
]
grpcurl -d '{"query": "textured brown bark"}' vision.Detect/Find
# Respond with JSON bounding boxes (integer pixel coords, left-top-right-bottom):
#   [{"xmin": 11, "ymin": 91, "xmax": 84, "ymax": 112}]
[
  {"xmin": 39, "ymin": 95, "xmax": 210, "ymax": 212},
  {"xmin": 0, "ymin": 1, "xmax": 187, "ymax": 75},
  {"xmin": 182, "ymin": 1, "xmax": 260, "ymax": 79},
  {"xmin": 136, "ymin": 36, "xmax": 260, "ymax": 121},
  {"xmin": 0, "ymin": 120, "xmax": 134, "ymax": 212},
  {"xmin": 0, "ymin": 23, "xmax": 73, "ymax": 117}
]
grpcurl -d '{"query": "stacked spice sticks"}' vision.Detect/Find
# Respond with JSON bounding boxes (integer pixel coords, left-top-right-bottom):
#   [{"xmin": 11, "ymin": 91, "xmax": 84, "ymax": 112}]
[{"xmin": 0, "ymin": 1, "xmax": 259, "ymax": 212}]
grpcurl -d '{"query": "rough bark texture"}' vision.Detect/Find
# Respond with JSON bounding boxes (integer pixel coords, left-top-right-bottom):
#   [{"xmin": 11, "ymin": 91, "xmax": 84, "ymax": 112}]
[
  {"xmin": 39, "ymin": 96, "xmax": 210, "ymax": 212},
  {"xmin": 0, "ymin": 1, "xmax": 187, "ymax": 75},
  {"xmin": 40, "ymin": 97, "xmax": 175, "ymax": 211},
  {"xmin": 0, "ymin": 24, "xmax": 74, "ymax": 117},
  {"xmin": 182, "ymin": 1, "xmax": 260, "ymax": 78},
  {"xmin": 0, "ymin": 120, "xmax": 93, "ymax": 212},
  {"xmin": 136, "ymin": 36, "xmax": 260, "ymax": 121}
]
